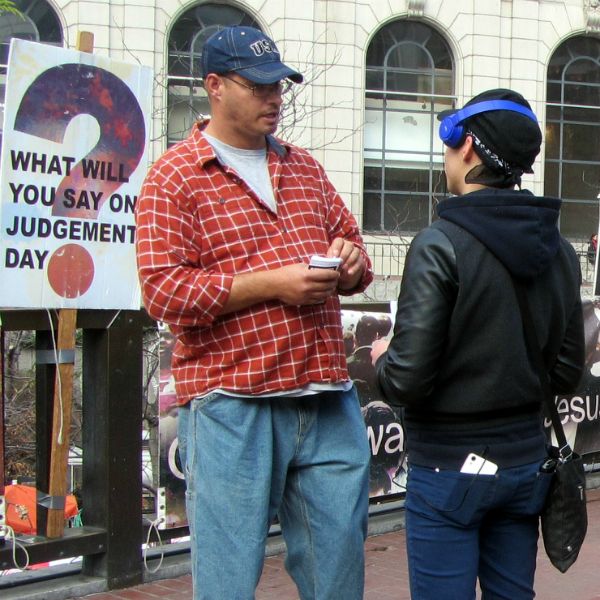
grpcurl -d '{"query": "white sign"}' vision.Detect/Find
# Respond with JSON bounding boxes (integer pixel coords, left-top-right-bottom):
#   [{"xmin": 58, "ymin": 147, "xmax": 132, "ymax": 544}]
[{"xmin": 0, "ymin": 39, "xmax": 152, "ymax": 309}]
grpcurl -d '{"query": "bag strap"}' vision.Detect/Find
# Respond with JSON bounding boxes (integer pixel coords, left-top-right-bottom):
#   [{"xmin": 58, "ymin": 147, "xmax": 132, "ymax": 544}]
[{"xmin": 511, "ymin": 278, "xmax": 572, "ymax": 461}]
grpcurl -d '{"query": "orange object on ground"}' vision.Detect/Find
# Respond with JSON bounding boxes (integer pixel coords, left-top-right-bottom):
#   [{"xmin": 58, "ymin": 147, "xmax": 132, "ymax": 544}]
[{"xmin": 6, "ymin": 484, "xmax": 79, "ymax": 535}]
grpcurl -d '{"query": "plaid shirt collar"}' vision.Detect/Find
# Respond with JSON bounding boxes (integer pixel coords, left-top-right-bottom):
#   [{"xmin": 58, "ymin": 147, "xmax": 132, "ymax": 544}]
[{"xmin": 192, "ymin": 118, "xmax": 289, "ymax": 169}]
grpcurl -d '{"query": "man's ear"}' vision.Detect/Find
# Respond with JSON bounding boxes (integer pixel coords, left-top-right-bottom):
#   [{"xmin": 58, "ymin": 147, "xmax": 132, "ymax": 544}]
[{"xmin": 204, "ymin": 73, "xmax": 222, "ymax": 100}]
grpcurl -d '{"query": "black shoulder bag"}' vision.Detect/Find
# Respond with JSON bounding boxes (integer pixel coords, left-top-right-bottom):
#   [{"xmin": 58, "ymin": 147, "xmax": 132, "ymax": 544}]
[{"xmin": 512, "ymin": 278, "xmax": 587, "ymax": 573}]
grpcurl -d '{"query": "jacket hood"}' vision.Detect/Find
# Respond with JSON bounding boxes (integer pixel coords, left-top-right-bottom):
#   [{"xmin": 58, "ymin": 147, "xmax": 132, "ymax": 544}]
[{"xmin": 436, "ymin": 189, "xmax": 561, "ymax": 279}]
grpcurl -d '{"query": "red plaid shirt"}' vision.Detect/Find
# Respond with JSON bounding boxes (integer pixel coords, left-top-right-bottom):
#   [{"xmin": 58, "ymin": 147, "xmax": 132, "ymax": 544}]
[{"xmin": 136, "ymin": 121, "xmax": 373, "ymax": 403}]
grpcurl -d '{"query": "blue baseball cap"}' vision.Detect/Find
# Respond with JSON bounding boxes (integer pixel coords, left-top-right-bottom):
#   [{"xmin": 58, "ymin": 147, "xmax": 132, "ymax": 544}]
[{"xmin": 201, "ymin": 26, "xmax": 303, "ymax": 84}]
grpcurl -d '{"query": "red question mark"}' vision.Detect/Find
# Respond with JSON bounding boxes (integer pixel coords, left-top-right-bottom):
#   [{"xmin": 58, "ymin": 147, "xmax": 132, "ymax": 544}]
[{"xmin": 13, "ymin": 63, "xmax": 146, "ymax": 298}]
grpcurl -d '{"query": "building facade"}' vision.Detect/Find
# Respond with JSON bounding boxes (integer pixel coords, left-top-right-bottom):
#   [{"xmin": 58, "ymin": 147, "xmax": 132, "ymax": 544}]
[{"xmin": 1, "ymin": 0, "xmax": 599, "ymax": 297}]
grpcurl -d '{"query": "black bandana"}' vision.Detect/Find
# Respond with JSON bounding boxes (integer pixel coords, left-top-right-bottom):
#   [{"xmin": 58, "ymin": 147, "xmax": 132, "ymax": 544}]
[{"xmin": 465, "ymin": 130, "xmax": 524, "ymax": 188}]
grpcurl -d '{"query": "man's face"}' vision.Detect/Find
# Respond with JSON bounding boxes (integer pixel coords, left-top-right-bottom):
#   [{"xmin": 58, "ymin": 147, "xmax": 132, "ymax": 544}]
[{"xmin": 219, "ymin": 74, "xmax": 286, "ymax": 144}]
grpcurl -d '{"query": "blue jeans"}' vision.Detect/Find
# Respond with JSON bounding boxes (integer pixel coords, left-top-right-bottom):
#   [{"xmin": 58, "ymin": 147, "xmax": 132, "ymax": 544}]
[
  {"xmin": 405, "ymin": 461, "xmax": 553, "ymax": 600},
  {"xmin": 177, "ymin": 387, "xmax": 370, "ymax": 600}
]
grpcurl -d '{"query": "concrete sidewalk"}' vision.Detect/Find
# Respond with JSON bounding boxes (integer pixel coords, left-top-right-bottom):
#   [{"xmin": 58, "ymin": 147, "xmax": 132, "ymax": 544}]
[{"xmin": 70, "ymin": 489, "xmax": 600, "ymax": 600}]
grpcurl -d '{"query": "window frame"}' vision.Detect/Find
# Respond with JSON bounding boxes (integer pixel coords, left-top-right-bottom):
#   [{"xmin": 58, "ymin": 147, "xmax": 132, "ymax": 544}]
[
  {"xmin": 166, "ymin": 3, "xmax": 261, "ymax": 147},
  {"xmin": 545, "ymin": 36, "xmax": 600, "ymax": 239},
  {"xmin": 363, "ymin": 20, "xmax": 454, "ymax": 234}
]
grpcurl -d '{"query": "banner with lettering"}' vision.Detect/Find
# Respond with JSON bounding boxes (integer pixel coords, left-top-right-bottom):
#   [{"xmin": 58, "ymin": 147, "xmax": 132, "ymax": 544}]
[
  {"xmin": 157, "ymin": 300, "xmax": 600, "ymax": 527},
  {"xmin": 342, "ymin": 309, "xmax": 406, "ymax": 496},
  {"xmin": 157, "ymin": 308, "xmax": 405, "ymax": 529},
  {"xmin": 0, "ymin": 39, "xmax": 152, "ymax": 309},
  {"xmin": 549, "ymin": 299, "xmax": 600, "ymax": 459}
]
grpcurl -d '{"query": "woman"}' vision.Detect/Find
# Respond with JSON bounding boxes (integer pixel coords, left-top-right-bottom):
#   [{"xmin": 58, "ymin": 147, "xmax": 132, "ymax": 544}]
[{"xmin": 371, "ymin": 89, "xmax": 585, "ymax": 599}]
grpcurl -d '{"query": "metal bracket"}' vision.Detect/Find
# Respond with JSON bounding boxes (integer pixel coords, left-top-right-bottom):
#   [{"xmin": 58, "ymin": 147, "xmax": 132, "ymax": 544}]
[
  {"xmin": 156, "ymin": 487, "xmax": 166, "ymax": 530},
  {"xmin": 37, "ymin": 491, "xmax": 66, "ymax": 510},
  {"xmin": 36, "ymin": 349, "xmax": 75, "ymax": 365}
]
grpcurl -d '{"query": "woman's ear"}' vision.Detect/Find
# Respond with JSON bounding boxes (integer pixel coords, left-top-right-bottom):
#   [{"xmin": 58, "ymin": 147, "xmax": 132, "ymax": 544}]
[
  {"xmin": 461, "ymin": 134, "xmax": 480, "ymax": 166},
  {"xmin": 462, "ymin": 134, "xmax": 475, "ymax": 160}
]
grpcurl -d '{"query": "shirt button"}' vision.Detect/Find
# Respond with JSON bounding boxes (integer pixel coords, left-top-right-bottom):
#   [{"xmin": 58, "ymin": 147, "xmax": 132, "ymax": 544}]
[
  {"xmin": 218, "ymin": 198, "xmax": 225, "ymax": 204},
  {"xmin": 281, "ymin": 227, "xmax": 287, "ymax": 234}
]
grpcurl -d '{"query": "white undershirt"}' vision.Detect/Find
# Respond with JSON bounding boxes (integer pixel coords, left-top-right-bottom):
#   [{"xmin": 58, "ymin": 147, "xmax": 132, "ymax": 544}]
[{"xmin": 204, "ymin": 133, "xmax": 277, "ymax": 213}]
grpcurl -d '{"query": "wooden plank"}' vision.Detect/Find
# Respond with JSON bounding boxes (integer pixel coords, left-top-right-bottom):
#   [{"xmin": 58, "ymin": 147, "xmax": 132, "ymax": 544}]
[
  {"xmin": 76, "ymin": 31, "xmax": 94, "ymax": 53},
  {"xmin": 0, "ymin": 308, "xmax": 153, "ymax": 332},
  {"xmin": 0, "ymin": 527, "xmax": 106, "ymax": 570},
  {"xmin": 81, "ymin": 312, "xmax": 144, "ymax": 587},
  {"xmin": 45, "ymin": 308, "xmax": 77, "ymax": 538},
  {"xmin": 35, "ymin": 328, "xmax": 57, "ymax": 535}
]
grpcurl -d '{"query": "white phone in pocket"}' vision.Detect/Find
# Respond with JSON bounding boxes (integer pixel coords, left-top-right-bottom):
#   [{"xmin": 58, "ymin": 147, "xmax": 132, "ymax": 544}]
[{"xmin": 460, "ymin": 453, "xmax": 498, "ymax": 475}]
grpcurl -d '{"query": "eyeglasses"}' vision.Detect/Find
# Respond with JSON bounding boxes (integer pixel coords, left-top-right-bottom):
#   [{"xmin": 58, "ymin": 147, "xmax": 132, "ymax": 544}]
[{"xmin": 221, "ymin": 75, "xmax": 293, "ymax": 98}]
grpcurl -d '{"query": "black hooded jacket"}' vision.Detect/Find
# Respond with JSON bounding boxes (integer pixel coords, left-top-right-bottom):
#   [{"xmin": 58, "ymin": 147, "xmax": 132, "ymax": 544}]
[{"xmin": 375, "ymin": 188, "xmax": 585, "ymax": 470}]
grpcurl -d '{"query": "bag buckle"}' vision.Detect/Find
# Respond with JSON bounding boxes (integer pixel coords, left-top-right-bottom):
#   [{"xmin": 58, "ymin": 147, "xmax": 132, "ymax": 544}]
[{"xmin": 558, "ymin": 443, "xmax": 573, "ymax": 463}]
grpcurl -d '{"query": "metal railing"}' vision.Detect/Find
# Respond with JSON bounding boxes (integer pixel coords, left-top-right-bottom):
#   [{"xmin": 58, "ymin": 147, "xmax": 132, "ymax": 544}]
[
  {"xmin": 0, "ymin": 235, "xmax": 596, "ymax": 599},
  {"xmin": 365, "ymin": 237, "xmax": 596, "ymax": 286},
  {"xmin": 364, "ymin": 240, "xmax": 410, "ymax": 279}
]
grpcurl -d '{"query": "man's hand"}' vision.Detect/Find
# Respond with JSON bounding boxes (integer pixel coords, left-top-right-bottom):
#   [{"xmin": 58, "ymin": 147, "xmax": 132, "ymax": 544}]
[
  {"xmin": 223, "ymin": 243, "xmax": 365, "ymax": 315},
  {"xmin": 274, "ymin": 262, "xmax": 340, "ymax": 306},
  {"xmin": 327, "ymin": 238, "xmax": 365, "ymax": 291},
  {"xmin": 224, "ymin": 263, "xmax": 340, "ymax": 314}
]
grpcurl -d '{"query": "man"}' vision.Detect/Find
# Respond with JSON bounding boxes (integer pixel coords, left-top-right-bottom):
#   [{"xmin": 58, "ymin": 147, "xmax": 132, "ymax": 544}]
[
  {"xmin": 135, "ymin": 25, "xmax": 373, "ymax": 600},
  {"xmin": 371, "ymin": 89, "xmax": 585, "ymax": 599}
]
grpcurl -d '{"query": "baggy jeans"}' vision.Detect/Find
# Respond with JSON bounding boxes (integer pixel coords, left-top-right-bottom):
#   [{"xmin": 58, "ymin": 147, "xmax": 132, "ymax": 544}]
[{"xmin": 177, "ymin": 387, "xmax": 370, "ymax": 600}]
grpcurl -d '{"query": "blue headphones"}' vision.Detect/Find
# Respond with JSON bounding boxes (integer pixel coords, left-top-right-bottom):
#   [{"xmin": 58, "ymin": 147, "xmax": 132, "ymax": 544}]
[{"xmin": 439, "ymin": 100, "xmax": 538, "ymax": 148}]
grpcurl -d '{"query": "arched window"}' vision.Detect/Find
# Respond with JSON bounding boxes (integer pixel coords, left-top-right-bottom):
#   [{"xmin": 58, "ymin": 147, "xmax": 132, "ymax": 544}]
[
  {"xmin": 545, "ymin": 36, "xmax": 600, "ymax": 238},
  {"xmin": 364, "ymin": 20, "xmax": 454, "ymax": 233},
  {"xmin": 0, "ymin": 0, "xmax": 62, "ymax": 68},
  {"xmin": 167, "ymin": 3, "xmax": 260, "ymax": 145},
  {"xmin": 0, "ymin": 0, "xmax": 62, "ymax": 139}
]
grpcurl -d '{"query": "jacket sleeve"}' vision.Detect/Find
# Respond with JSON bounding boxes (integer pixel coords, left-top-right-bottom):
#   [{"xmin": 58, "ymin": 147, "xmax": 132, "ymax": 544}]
[
  {"xmin": 549, "ymin": 300, "xmax": 585, "ymax": 394},
  {"xmin": 548, "ymin": 252, "xmax": 585, "ymax": 394},
  {"xmin": 375, "ymin": 227, "xmax": 458, "ymax": 409}
]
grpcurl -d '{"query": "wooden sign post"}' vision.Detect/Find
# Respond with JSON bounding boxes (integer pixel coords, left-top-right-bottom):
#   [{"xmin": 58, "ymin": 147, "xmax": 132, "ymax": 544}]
[
  {"xmin": 44, "ymin": 31, "xmax": 93, "ymax": 539},
  {"xmin": 45, "ymin": 308, "xmax": 77, "ymax": 537}
]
